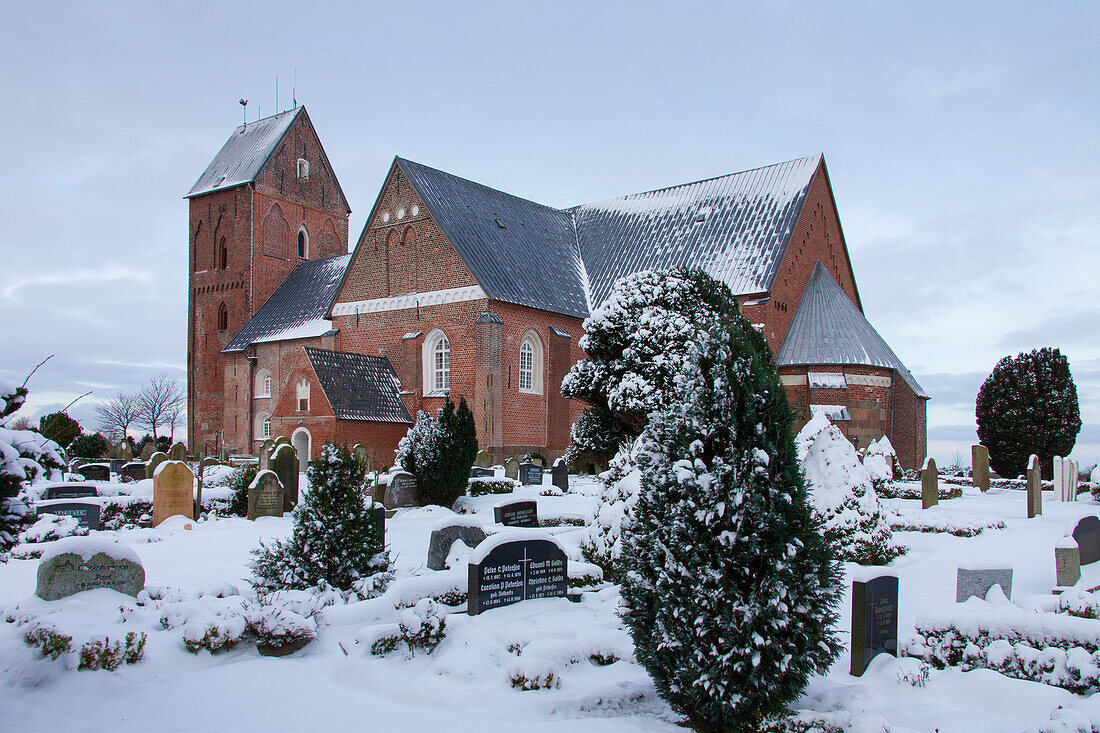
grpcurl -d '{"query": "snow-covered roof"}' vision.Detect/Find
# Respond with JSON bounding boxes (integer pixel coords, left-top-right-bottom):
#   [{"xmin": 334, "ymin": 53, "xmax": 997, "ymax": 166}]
[
  {"xmin": 222, "ymin": 254, "xmax": 350, "ymax": 353},
  {"xmin": 777, "ymin": 261, "xmax": 928, "ymax": 399},
  {"xmin": 304, "ymin": 348, "xmax": 413, "ymax": 423},
  {"xmin": 186, "ymin": 108, "xmax": 301, "ymax": 198}
]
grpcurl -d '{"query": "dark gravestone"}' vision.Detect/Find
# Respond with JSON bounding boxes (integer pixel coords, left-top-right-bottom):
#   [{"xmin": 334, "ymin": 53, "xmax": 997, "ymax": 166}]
[
  {"xmin": 247, "ymin": 470, "xmax": 284, "ymax": 520},
  {"xmin": 850, "ymin": 574, "xmax": 898, "ymax": 677},
  {"xmin": 494, "ymin": 500, "xmax": 538, "ymax": 528},
  {"xmin": 551, "ymin": 460, "xmax": 568, "ymax": 492},
  {"xmin": 384, "ymin": 471, "xmax": 418, "ymax": 509},
  {"xmin": 109, "ymin": 459, "xmax": 126, "ymax": 474},
  {"xmin": 36, "ymin": 502, "xmax": 101, "ymax": 531},
  {"xmin": 269, "ymin": 444, "xmax": 299, "ymax": 512},
  {"xmin": 470, "ymin": 467, "xmax": 495, "ymax": 479},
  {"xmin": 121, "ymin": 462, "xmax": 147, "ymax": 482},
  {"xmin": 77, "ymin": 464, "xmax": 110, "ymax": 482},
  {"xmin": 468, "ymin": 538, "xmax": 567, "ymax": 615},
  {"xmin": 43, "ymin": 484, "xmax": 98, "ymax": 500},
  {"xmin": 1072, "ymin": 516, "xmax": 1100, "ymax": 566},
  {"xmin": 518, "ymin": 463, "xmax": 543, "ymax": 486},
  {"xmin": 372, "ymin": 505, "xmax": 386, "ymax": 544},
  {"xmin": 427, "ymin": 522, "xmax": 488, "ymax": 571}
]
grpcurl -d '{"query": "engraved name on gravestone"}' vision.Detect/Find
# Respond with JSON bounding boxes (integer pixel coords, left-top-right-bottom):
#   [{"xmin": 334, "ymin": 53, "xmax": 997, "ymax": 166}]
[
  {"xmin": 37, "ymin": 502, "xmax": 101, "ymax": 531},
  {"xmin": 36, "ymin": 541, "xmax": 145, "ymax": 601},
  {"xmin": 1072, "ymin": 516, "xmax": 1100, "ymax": 566},
  {"xmin": 850, "ymin": 574, "xmax": 898, "ymax": 677},
  {"xmin": 518, "ymin": 462, "xmax": 543, "ymax": 486},
  {"xmin": 494, "ymin": 500, "xmax": 538, "ymax": 527},
  {"xmin": 384, "ymin": 471, "xmax": 418, "ymax": 509},
  {"xmin": 44, "ymin": 484, "xmax": 98, "ymax": 500},
  {"xmin": 153, "ymin": 461, "xmax": 194, "ymax": 526},
  {"xmin": 470, "ymin": 467, "xmax": 495, "ymax": 478},
  {"xmin": 77, "ymin": 464, "xmax": 110, "ymax": 482},
  {"xmin": 468, "ymin": 537, "xmax": 567, "ymax": 615},
  {"xmin": 121, "ymin": 462, "xmax": 147, "ymax": 482},
  {"xmin": 247, "ymin": 470, "xmax": 284, "ymax": 520},
  {"xmin": 551, "ymin": 459, "xmax": 568, "ymax": 492},
  {"xmin": 956, "ymin": 567, "xmax": 1013, "ymax": 603}
]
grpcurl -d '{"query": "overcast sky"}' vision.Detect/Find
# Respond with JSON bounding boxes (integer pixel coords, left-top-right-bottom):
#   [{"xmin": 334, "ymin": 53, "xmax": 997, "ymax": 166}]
[{"xmin": 2, "ymin": 2, "xmax": 1097, "ymax": 466}]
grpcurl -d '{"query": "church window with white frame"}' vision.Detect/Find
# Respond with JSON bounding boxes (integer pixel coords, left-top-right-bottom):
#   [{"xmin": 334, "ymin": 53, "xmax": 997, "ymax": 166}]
[
  {"xmin": 297, "ymin": 158, "xmax": 309, "ymax": 180},
  {"xmin": 256, "ymin": 412, "xmax": 272, "ymax": 440},
  {"xmin": 422, "ymin": 329, "xmax": 451, "ymax": 395},
  {"xmin": 256, "ymin": 369, "xmax": 272, "ymax": 398},
  {"xmin": 518, "ymin": 331, "xmax": 543, "ymax": 394}
]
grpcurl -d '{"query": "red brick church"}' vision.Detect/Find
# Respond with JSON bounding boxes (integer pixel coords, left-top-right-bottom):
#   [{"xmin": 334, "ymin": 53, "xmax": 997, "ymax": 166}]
[{"xmin": 186, "ymin": 106, "xmax": 928, "ymax": 470}]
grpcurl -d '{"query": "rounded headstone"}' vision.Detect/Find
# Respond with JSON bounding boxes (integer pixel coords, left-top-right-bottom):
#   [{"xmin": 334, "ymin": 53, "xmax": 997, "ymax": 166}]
[
  {"xmin": 146, "ymin": 451, "xmax": 169, "ymax": 479},
  {"xmin": 140, "ymin": 443, "xmax": 156, "ymax": 461},
  {"xmin": 427, "ymin": 521, "xmax": 488, "ymax": 570},
  {"xmin": 153, "ymin": 461, "xmax": 194, "ymax": 526},
  {"xmin": 36, "ymin": 538, "xmax": 145, "ymax": 601}
]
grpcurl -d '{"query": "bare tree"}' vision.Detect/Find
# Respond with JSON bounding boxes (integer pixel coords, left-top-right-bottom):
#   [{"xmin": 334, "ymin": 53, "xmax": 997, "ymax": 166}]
[
  {"xmin": 95, "ymin": 391, "xmax": 141, "ymax": 442},
  {"xmin": 137, "ymin": 375, "xmax": 185, "ymax": 442},
  {"xmin": 163, "ymin": 400, "xmax": 185, "ymax": 443}
]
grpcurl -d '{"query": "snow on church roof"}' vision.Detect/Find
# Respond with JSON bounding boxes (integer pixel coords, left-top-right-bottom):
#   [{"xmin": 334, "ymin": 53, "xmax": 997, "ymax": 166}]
[
  {"xmin": 776, "ymin": 261, "xmax": 928, "ymax": 398},
  {"xmin": 186, "ymin": 108, "xmax": 301, "ymax": 198},
  {"xmin": 304, "ymin": 348, "xmax": 413, "ymax": 423}
]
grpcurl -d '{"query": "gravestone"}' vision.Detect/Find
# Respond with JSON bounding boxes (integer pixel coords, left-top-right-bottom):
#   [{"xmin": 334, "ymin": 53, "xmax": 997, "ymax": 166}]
[
  {"xmin": 77, "ymin": 463, "xmax": 110, "ymax": 482},
  {"xmin": 117, "ymin": 442, "xmax": 132, "ymax": 461},
  {"xmin": 850, "ymin": 574, "xmax": 898, "ymax": 676},
  {"xmin": 1071, "ymin": 516, "xmax": 1100, "ymax": 566},
  {"xmin": 1056, "ymin": 539, "xmax": 1082, "ymax": 588},
  {"xmin": 259, "ymin": 439, "xmax": 275, "ymax": 470},
  {"xmin": 470, "ymin": 467, "xmax": 495, "ymax": 478},
  {"xmin": 372, "ymin": 504, "xmax": 386, "ymax": 544},
  {"xmin": 140, "ymin": 443, "xmax": 156, "ymax": 461},
  {"xmin": 44, "ymin": 484, "xmax": 98, "ymax": 500},
  {"xmin": 384, "ymin": 471, "xmax": 418, "ymax": 509},
  {"xmin": 36, "ymin": 540, "xmax": 145, "ymax": 601},
  {"xmin": 109, "ymin": 459, "xmax": 126, "ymax": 474},
  {"xmin": 921, "ymin": 457, "xmax": 938, "ymax": 510},
  {"xmin": 956, "ymin": 567, "xmax": 1013, "ymax": 602},
  {"xmin": 427, "ymin": 521, "xmax": 488, "ymax": 571},
  {"xmin": 247, "ymin": 470, "xmax": 285, "ymax": 520},
  {"xmin": 168, "ymin": 442, "xmax": 187, "ymax": 461},
  {"xmin": 269, "ymin": 444, "xmax": 299, "ymax": 512},
  {"xmin": 36, "ymin": 501, "xmax": 101, "ymax": 531},
  {"xmin": 1053, "ymin": 456, "xmax": 1065, "ymax": 503},
  {"xmin": 153, "ymin": 461, "xmax": 194, "ymax": 526},
  {"xmin": 504, "ymin": 457, "xmax": 519, "ymax": 480},
  {"xmin": 971, "ymin": 445, "xmax": 990, "ymax": 492},
  {"xmin": 1060, "ymin": 458, "xmax": 1079, "ymax": 502},
  {"xmin": 468, "ymin": 536, "xmax": 567, "ymax": 615},
  {"xmin": 121, "ymin": 462, "xmax": 147, "ymax": 482},
  {"xmin": 145, "ymin": 452, "xmax": 168, "ymax": 479},
  {"xmin": 273, "ymin": 436, "xmax": 292, "ymax": 450},
  {"xmin": 518, "ymin": 462, "xmax": 543, "ymax": 486},
  {"xmin": 474, "ymin": 449, "xmax": 491, "ymax": 468},
  {"xmin": 1027, "ymin": 454, "xmax": 1042, "ymax": 518},
  {"xmin": 494, "ymin": 500, "xmax": 539, "ymax": 527},
  {"xmin": 352, "ymin": 443, "xmax": 369, "ymax": 465},
  {"xmin": 551, "ymin": 459, "xmax": 569, "ymax": 493},
  {"xmin": 201, "ymin": 456, "xmax": 220, "ymax": 468}
]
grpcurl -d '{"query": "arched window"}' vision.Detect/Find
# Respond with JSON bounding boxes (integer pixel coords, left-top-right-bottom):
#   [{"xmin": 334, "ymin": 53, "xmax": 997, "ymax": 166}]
[
  {"xmin": 217, "ymin": 302, "xmax": 228, "ymax": 331},
  {"xmin": 263, "ymin": 373, "xmax": 271, "ymax": 397},
  {"xmin": 256, "ymin": 412, "xmax": 272, "ymax": 440},
  {"xmin": 218, "ymin": 237, "xmax": 228, "ymax": 269},
  {"xmin": 519, "ymin": 331, "xmax": 544, "ymax": 394},
  {"xmin": 297, "ymin": 158, "xmax": 309, "ymax": 180},
  {"xmin": 297, "ymin": 227, "xmax": 308, "ymax": 259},
  {"xmin": 256, "ymin": 369, "xmax": 271, "ymax": 398},
  {"xmin": 422, "ymin": 329, "xmax": 450, "ymax": 395}
]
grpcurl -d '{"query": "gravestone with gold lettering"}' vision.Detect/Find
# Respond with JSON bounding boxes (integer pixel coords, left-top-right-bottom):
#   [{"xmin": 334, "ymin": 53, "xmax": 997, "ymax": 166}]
[{"xmin": 850, "ymin": 574, "xmax": 898, "ymax": 676}]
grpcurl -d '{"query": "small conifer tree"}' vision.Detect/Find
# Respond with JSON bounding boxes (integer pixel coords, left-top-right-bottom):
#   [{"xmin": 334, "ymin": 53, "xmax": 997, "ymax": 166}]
[
  {"xmin": 251, "ymin": 444, "xmax": 388, "ymax": 591},
  {"xmin": 619, "ymin": 317, "xmax": 842, "ymax": 732},
  {"xmin": 396, "ymin": 398, "xmax": 478, "ymax": 507}
]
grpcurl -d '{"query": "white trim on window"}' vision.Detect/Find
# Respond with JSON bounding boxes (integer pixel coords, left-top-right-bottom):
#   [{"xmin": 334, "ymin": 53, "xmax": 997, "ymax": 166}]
[
  {"xmin": 297, "ymin": 158, "xmax": 309, "ymax": 180},
  {"xmin": 256, "ymin": 369, "xmax": 272, "ymax": 398},
  {"xmin": 519, "ymin": 330, "xmax": 543, "ymax": 394},
  {"xmin": 422, "ymin": 329, "xmax": 451, "ymax": 396},
  {"xmin": 255, "ymin": 411, "xmax": 272, "ymax": 439}
]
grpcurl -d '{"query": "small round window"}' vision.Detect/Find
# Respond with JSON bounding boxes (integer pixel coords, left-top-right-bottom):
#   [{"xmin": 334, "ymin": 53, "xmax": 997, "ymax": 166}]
[
  {"xmin": 382, "ymin": 211, "xmax": 390, "ymax": 223},
  {"xmin": 411, "ymin": 205, "xmax": 419, "ymax": 216},
  {"xmin": 397, "ymin": 208, "xmax": 406, "ymax": 219}
]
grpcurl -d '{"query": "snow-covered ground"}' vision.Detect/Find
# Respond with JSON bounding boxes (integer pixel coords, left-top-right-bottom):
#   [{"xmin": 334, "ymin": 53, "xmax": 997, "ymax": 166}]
[{"xmin": 3, "ymin": 475, "xmax": 1100, "ymax": 732}]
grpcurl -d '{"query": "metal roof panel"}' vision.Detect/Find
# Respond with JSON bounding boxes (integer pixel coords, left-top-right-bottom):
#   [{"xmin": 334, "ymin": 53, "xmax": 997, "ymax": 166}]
[
  {"xmin": 305, "ymin": 348, "xmax": 413, "ymax": 423},
  {"xmin": 186, "ymin": 108, "xmax": 301, "ymax": 198}
]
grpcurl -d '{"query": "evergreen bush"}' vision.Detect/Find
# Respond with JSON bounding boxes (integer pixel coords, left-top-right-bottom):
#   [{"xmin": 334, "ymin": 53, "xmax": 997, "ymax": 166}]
[
  {"xmin": 619, "ymin": 310, "xmax": 842, "ymax": 732},
  {"xmin": 226, "ymin": 463, "xmax": 259, "ymax": 517},
  {"xmin": 976, "ymin": 347, "xmax": 1081, "ymax": 479},
  {"xmin": 564, "ymin": 406, "xmax": 631, "ymax": 471},
  {"xmin": 251, "ymin": 444, "xmax": 388, "ymax": 592},
  {"xmin": 38, "ymin": 411, "xmax": 81, "ymax": 448},
  {"xmin": 68, "ymin": 433, "xmax": 111, "ymax": 460},
  {"xmin": 396, "ymin": 397, "xmax": 478, "ymax": 507}
]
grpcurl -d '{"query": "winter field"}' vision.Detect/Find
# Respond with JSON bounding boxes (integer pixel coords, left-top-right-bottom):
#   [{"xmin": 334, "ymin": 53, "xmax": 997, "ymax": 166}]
[{"xmin": 3, "ymin": 469, "xmax": 1100, "ymax": 733}]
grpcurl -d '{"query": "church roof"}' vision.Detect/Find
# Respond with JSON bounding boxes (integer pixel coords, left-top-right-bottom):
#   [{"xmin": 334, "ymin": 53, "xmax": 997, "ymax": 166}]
[
  {"xmin": 186, "ymin": 108, "xmax": 301, "ymax": 198},
  {"xmin": 776, "ymin": 261, "xmax": 928, "ymax": 398},
  {"xmin": 304, "ymin": 348, "xmax": 413, "ymax": 423},
  {"xmin": 222, "ymin": 254, "xmax": 350, "ymax": 353}
]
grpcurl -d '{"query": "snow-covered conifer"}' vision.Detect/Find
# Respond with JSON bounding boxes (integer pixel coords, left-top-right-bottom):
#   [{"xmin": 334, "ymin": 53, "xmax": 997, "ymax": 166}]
[
  {"xmin": 251, "ymin": 444, "xmax": 388, "ymax": 591},
  {"xmin": 865, "ymin": 434, "xmax": 901, "ymax": 481},
  {"xmin": 579, "ymin": 439, "xmax": 641, "ymax": 581},
  {"xmin": 619, "ymin": 316, "xmax": 842, "ymax": 731},
  {"xmin": 796, "ymin": 414, "xmax": 903, "ymax": 565},
  {"xmin": 396, "ymin": 398, "xmax": 478, "ymax": 507}
]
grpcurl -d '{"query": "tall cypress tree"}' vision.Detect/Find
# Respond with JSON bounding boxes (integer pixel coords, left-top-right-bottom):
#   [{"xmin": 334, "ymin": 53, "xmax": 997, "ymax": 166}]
[{"xmin": 619, "ymin": 315, "xmax": 842, "ymax": 732}]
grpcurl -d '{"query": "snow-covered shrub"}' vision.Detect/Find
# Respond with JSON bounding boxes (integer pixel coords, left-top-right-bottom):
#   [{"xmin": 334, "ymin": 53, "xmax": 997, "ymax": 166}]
[
  {"xmin": 862, "ymin": 454, "xmax": 892, "ymax": 492},
  {"xmin": 24, "ymin": 626, "xmax": 73, "ymax": 659},
  {"xmin": 876, "ymin": 482, "xmax": 962, "ymax": 501},
  {"xmin": 888, "ymin": 508, "xmax": 1003, "ymax": 537},
  {"xmin": 866, "ymin": 435, "xmax": 902, "ymax": 480},
  {"xmin": 101, "ymin": 497, "xmax": 153, "ymax": 530},
  {"xmin": 538, "ymin": 485, "xmax": 563, "ymax": 497},
  {"xmin": 21, "ymin": 513, "xmax": 88, "ymax": 543},
  {"xmin": 796, "ymin": 414, "xmax": 904, "ymax": 565},
  {"xmin": 579, "ymin": 441, "xmax": 640, "ymax": 582},
  {"xmin": 224, "ymin": 463, "xmax": 258, "ymax": 517},
  {"xmin": 77, "ymin": 632, "xmax": 147, "ymax": 670},
  {"xmin": 467, "ymin": 478, "xmax": 516, "ymax": 496},
  {"xmin": 396, "ymin": 397, "xmax": 478, "ymax": 507},
  {"xmin": 507, "ymin": 656, "xmax": 561, "ymax": 691},
  {"xmin": 1058, "ymin": 590, "xmax": 1100, "ymax": 620},
  {"xmin": 364, "ymin": 599, "xmax": 448, "ymax": 658},
  {"xmin": 251, "ymin": 444, "xmax": 388, "ymax": 592},
  {"xmin": 246, "ymin": 604, "xmax": 317, "ymax": 651},
  {"xmin": 564, "ymin": 406, "xmax": 631, "ymax": 472},
  {"xmin": 619, "ymin": 307, "xmax": 842, "ymax": 732}
]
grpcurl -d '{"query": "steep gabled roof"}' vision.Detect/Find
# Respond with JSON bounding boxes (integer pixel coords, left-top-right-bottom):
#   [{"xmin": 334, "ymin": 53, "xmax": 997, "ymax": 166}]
[
  {"xmin": 304, "ymin": 348, "xmax": 413, "ymax": 423},
  {"xmin": 776, "ymin": 261, "xmax": 928, "ymax": 398},
  {"xmin": 187, "ymin": 108, "xmax": 302, "ymax": 198},
  {"xmin": 571, "ymin": 155, "xmax": 820, "ymax": 307},
  {"xmin": 222, "ymin": 254, "xmax": 350, "ymax": 353},
  {"xmin": 396, "ymin": 158, "xmax": 590, "ymax": 318}
]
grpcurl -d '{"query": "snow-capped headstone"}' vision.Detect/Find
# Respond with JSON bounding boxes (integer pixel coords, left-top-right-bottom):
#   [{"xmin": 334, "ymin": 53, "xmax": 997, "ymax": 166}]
[
  {"xmin": 1072, "ymin": 516, "xmax": 1100, "ymax": 566},
  {"xmin": 971, "ymin": 445, "xmax": 990, "ymax": 492},
  {"xmin": 36, "ymin": 501, "xmax": 101, "ymax": 531},
  {"xmin": 467, "ymin": 534, "xmax": 567, "ymax": 615},
  {"xmin": 145, "ymin": 451, "xmax": 168, "ymax": 479},
  {"xmin": 1056, "ymin": 537, "xmax": 1081, "ymax": 589},
  {"xmin": 518, "ymin": 462, "xmax": 542, "ymax": 486},
  {"xmin": 247, "ymin": 470, "xmax": 284, "ymax": 520},
  {"xmin": 121, "ymin": 462, "xmax": 146, "ymax": 482},
  {"xmin": 384, "ymin": 471, "xmax": 418, "ymax": 509},
  {"xmin": 269, "ymin": 443, "xmax": 299, "ymax": 512},
  {"xmin": 36, "ymin": 538, "xmax": 145, "ymax": 601},
  {"xmin": 551, "ymin": 458, "xmax": 569, "ymax": 492},
  {"xmin": 956, "ymin": 567, "xmax": 1013, "ymax": 602},
  {"xmin": 43, "ymin": 483, "xmax": 98, "ymax": 500},
  {"xmin": 504, "ymin": 457, "xmax": 519, "ymax": 480},
  {"xmin": 474, "ymin": 449, "xmax": 491, "ymax": 468},
  {"xmin": 494, "ymin": 500, "xmax": 538, "ymax": 528},
  {"xmin": 77, "ymin": 463, "xmax": 109, "ymax": 482},
  {"xmin": 469, "ymin": 466, "xmax": 494, "ymax": 478},
  {"xmin": 921, "ymin": 457, "xmax": 938, "ymax": 510},
  {"xmin": 850, "ymin": 573, "xmax": 898, "ymax": 676},
  {"xmin": 168, "ymin": 442, "xmax": 187, "ymax": 461},
  {"xmin": 153, "ymin": 460, "xmax": 194, "ymax": 526},
  {"xmin": 427, "ymin": 519, "xmax": 488, "ymax": 571},
  {"xmin": 1027, "ymin": 454, "xmax": 1042, "ymax": 518}
]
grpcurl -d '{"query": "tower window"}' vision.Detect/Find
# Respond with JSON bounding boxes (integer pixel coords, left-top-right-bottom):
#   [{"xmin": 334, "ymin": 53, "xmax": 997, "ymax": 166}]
[
  {"xmin": 297, "ymin": 228, "xmax": 308, "ymax": 259},
  {"xmin": 217, "ymin": 302, "xmax": 228, "ymax": 332},
  {"xmin": 218, "ymin": 237, "xmax": 228, "ymax": 269},
  {"xmin": 297, "ymin": 158, "xmax": 309, "ymax": 180}
]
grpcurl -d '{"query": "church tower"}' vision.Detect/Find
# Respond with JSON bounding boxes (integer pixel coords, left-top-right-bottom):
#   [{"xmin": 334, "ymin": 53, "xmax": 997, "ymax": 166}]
[{"xmin": 185, "ymin": 106, "xmax": 350, "ymax": 453}]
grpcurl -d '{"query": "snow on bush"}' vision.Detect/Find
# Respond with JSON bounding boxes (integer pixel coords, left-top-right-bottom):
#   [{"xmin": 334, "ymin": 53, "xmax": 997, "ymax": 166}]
[
  {"xmin": 246, "ymin": 603, "xmax": 317, "ymax": 650},
  {"xmin": 865, "ymin": 435, "xmax": 901, "ymax": 481},
  {"xmin": 876, "ymin": 482, "xmax": 962, "ymax": 501},
  {"xmin": 887, "ymin": 506, "xmax": 1005, "ymax": 537},
  {"xmin": 862, "ymin": 454, "xmax": 893, "ymax": 492},
  {"xmin": 360, "ymin": 598, "xmax": 448, "ymax": 657},
  {"xmin": 396, "ymin": 398, "xmax": 478, "ymax": 507},
  {"xmin": 796, "ymin": 414, "xmax": 903, "ymax": 565},
  {"xmin": 507, "ymin": 655, "xmax": 561, "ymax": 691},
  {"xmin": 579, "ymin": 440, "xmax": 640, "ymax": 581},
  {"xmin": 21, "ymin": 512, "xmax": 88, "ymax": 543},
  {"xmin": 467, "ymin": 477, "xmax": 517, "ymax": 496}
]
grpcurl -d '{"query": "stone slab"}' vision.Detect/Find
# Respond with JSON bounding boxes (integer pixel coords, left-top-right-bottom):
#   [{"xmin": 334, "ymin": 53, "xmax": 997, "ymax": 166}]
[
  {"xmin": 494, "ymin": 500, "xmax": 538, "ymax": 528},
  {"xmin": 518, "ymin": 462, "xmax": 543, "ymax": 486},
  {"xmin": 36, "ymin": 501, "xmax": 101, "ymax": 531},
  {"xmin": 850, "ymin": 574, "xmax": 898, "ymax": 676},
  {"xmin": 384, "ymin": 472, "xmax": 418, "ymax": 509},
  {"xmin": 956, "ymin": 567, "xmax": 1013, "ymax": 602},
  {"xmin": 153, "ymin": 461, "xmax": 194, "ymax": 526},
  {"xmin": 467, "ymin": 537, "xmax": 567, "ymax": 615},
  {"xmin": 427, "ymin": 522, "xmax": 487, "ymax": 571},
  {"xmin": 43, "ymin": 484, "xmax": 98, "ymax": 500},
  {"xmin": 1057, "ymin": 545, "xmax": 1082, "ymax": 588},
  {"xmin": 36, "ymin": 544, "xmax": 144, "ymax": 601},
  {"xmin": 77, "ymin": 463, "xmax": 109, "ymax": 482}
]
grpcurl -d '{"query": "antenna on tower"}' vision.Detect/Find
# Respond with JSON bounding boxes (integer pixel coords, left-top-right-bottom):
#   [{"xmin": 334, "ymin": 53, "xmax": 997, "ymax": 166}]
[
  {"xmin": 293, "ymin": 68, "xmax": 297, "ymax": 108},
  {"xmin": 276, "ymin": 75, "xmax": 279, "ymax": 112},
  {"xmin": 239, "ymin": 98, "xmax": 248, "ymax": 126}
]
